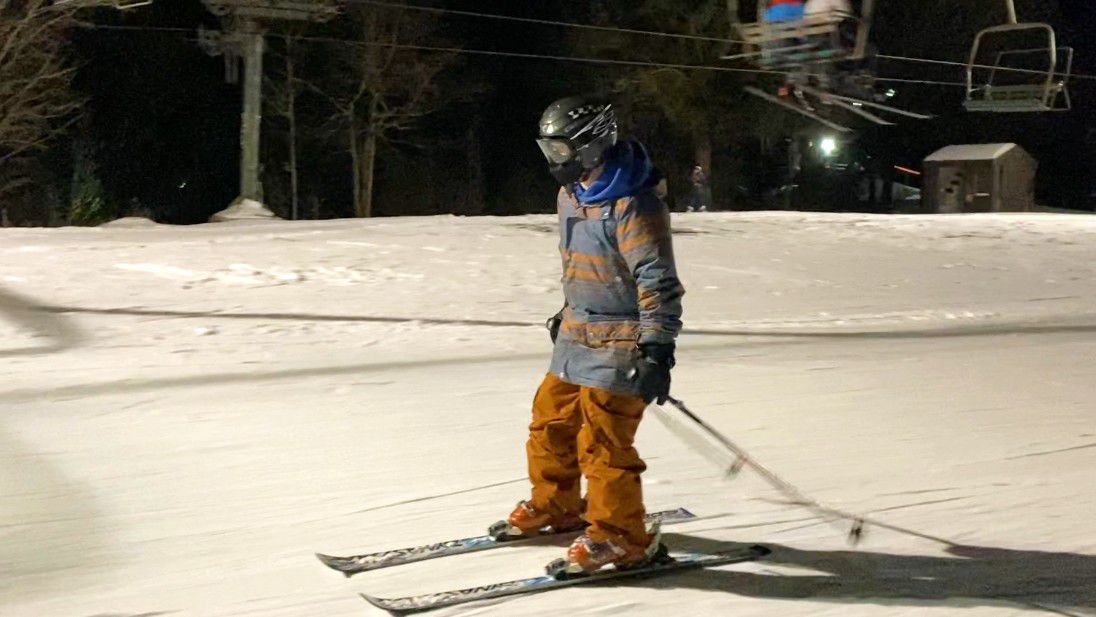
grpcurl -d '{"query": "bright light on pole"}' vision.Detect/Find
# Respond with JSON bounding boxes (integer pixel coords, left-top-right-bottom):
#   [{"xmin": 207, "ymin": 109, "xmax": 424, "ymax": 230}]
[{"xmin": 820, "ymin": 137, "xmax": 838, "ymax": 157}]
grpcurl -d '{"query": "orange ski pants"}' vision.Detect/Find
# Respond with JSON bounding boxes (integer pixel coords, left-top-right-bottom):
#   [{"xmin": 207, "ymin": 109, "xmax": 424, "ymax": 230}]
[{"xmin": 526, "ymin": 372, "xmax": 649, "ymax": 547}]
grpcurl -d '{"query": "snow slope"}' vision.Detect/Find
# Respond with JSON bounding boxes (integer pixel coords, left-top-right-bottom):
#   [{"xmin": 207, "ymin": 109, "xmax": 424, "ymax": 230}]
[{"xmin": 2, "ymin": 212, "xmax": 1094, "ymax": 617}]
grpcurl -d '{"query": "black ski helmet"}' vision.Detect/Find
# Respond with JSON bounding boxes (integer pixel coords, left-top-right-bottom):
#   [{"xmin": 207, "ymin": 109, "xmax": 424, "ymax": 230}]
[{"xmin": 536, "ymin": 95, "xmax": 618, "ymax": 186}]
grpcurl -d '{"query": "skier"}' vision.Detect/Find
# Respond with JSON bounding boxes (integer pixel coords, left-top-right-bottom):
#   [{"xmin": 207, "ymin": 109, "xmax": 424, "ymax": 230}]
[
  {"xmin": 686, "ymin": 165, "xmax": 710, "ymax": 212},
  {"xmin": 804, "ymin": 0, "xmax": 851, "ymax": 16},
  {"xmin": 498, "ymin": 95, "xmax": 684, "ymax": 574},
  {"xmin": 760, "ymin": 0, "xmax": 807, "ymax": 69},
  {"xmin": 763, "ymin": 0, "xmax": 806, "ymax": 22}
]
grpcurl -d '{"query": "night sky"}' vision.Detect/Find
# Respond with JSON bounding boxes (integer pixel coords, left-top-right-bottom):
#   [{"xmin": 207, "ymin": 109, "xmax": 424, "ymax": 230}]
[{"xmin": 69, "ymin": 0, "xmax": 1096, "ymax": 223}]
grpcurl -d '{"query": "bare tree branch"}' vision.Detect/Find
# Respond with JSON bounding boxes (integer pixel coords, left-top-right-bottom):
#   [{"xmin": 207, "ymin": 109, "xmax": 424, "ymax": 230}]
[
  {"xmin": 0, "ymin": 0, "xmax": 82, "ymax": 200},
  {"xmin": 305, "ymin": 5, "xmax": 462, "ymax": 217}
]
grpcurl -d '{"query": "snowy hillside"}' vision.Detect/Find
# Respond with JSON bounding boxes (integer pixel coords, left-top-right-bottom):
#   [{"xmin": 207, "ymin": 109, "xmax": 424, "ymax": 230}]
[{"xmin": 2, "ymin": 211, "xmax": 1095, "ymax": 616}]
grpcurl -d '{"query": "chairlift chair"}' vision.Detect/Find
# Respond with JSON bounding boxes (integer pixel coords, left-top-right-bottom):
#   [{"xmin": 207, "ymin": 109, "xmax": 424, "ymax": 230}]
[
  {"xmin": 965, "ymin": 6, "xmax": 1074, "ymax": 113},
  {"xmin": 726, "ymin": 0, "xmax": 930, "ymax": 132},
  {"xmin": 729, "ymin": 8, "xmax": 866, "ymax": 70}
]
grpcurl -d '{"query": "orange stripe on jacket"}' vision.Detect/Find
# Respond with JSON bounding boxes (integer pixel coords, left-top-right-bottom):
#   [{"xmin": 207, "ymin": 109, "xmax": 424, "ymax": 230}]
[
  {"xmin": 563, "ymin": 267, "xmax": 608, "ymax": 283},
  {"xmin": 561, "ymin": 250, "xmax": 609, "ymax": 265}
]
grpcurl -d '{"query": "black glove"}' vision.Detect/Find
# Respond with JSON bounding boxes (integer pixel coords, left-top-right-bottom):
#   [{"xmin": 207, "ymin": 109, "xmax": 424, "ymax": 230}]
[
  {"xmin": 546, "ymin": 308, "xmax": 564, "ymax": 344},
  {"xmin": 630, "ymin": 343, "xmax": 675, "ymax": 405}
]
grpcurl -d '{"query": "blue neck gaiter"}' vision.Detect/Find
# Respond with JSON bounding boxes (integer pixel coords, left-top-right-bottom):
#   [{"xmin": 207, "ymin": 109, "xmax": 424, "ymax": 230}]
[{"xmin": 573, "ymin": 140, "xmax": 653, "ymax": 205}]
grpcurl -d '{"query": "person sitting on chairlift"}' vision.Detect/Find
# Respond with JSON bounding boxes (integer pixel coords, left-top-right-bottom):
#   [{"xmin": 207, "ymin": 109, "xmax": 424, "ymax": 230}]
[
  {"xmin": 763, "ymin": 0, "xmax": 806, "ymax": 22},
  {"xmin": 804, "ymin": 0, "xmax": 851, "ymax": 16}
]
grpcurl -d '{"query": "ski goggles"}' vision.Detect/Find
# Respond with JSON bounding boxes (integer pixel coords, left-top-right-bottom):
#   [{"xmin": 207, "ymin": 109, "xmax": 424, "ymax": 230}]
[{"xmin": 536, "ymin": 138, "xmax": 577, "ymax": 165}]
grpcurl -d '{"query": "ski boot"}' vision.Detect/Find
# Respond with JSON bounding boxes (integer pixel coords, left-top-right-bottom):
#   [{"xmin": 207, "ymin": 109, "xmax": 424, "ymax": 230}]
[
  {"xmin": 546, "ymin": 524, "xmax": 669, "ymax": 579},
  {"xmin": 487, "ymin": 500, "xmax": 585, "ymax": 541}
]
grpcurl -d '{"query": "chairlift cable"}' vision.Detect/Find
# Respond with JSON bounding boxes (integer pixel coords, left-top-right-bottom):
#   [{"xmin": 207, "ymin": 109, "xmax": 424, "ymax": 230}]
[
  {"xmin": 81, "ymin": 24, "xmax": 787, "ymax": 76},
  {"xmin": 865, "ymin": 76, "xmax": 966, "ymax": 86},
  {"xmin": 81, "ymin": 24, "xmax": 967, "ymax": 85},
  {"xmin": 344, "ymin": 1, "xmax": 1096, "ymax": 83},
  {"xmin": 878, "ymin": 53, "xmax": 1096, "ymax": 82},
  {"xmin": 82, "ymin": 25, "xmax": 1091, "ymax": 88},
  {"xmin": 346, "ymin": 0, "xmax": 749, "ymax": 46}
]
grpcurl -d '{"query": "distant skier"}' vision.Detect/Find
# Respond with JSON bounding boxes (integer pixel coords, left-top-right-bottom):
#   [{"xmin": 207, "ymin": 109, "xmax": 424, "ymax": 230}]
[
  {"xmin": 496, "ymin": 95, "xmax": 684, "ymax": 574},
  {"xmin": 686, "ymin": 165, "xmax": 710, "ymax": 212}
]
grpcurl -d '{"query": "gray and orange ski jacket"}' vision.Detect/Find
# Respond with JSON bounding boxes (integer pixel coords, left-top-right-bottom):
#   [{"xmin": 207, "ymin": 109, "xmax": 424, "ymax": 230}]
[{"xmin": 548, "ymin": 141, "xmax": 684, "ymax": 395}]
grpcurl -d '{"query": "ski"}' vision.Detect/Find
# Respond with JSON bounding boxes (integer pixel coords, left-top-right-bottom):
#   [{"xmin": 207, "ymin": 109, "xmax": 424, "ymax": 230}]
[
  {"xmin": 316, "ymin": 507, "xmax": 696, "ymax": 576},
  {"xmin": 814, "ymin": 88, "xmax": 934, "ymax": 120},
  {"xmin": 743, "ymin": 86, "xmax": 853, "ymax": 133},
  {"xmin": 361, "ymin": 544, "xmax": 771, "ymax": 614}
]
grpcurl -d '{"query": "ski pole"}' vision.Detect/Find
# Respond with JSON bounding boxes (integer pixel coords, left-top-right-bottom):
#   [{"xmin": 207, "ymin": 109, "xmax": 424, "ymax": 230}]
[{"xmin": 664, "ymin": 395, "xmax": 866, "ymax": 545}]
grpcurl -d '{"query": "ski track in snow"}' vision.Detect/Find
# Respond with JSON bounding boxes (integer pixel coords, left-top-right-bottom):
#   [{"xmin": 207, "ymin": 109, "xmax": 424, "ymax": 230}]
[{"xmin": 1, "ymin": 212, "xmax": 1095, "ymax": 617}]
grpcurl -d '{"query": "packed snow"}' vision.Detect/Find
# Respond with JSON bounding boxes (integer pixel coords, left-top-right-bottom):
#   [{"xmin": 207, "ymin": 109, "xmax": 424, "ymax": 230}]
[{"xmin": 2, "ymin": 211, "xmax": 1094, "ymax": 616}]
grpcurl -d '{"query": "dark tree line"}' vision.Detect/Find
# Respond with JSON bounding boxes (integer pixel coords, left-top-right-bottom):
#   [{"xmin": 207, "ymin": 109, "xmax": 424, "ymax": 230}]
[
  {"xmin": 1, "ymin": 0, "xmax": 83, "ymax": 225},
  {"xmin": 1, "ymin": 0, "xmax": 1093, "ymax": 226}
]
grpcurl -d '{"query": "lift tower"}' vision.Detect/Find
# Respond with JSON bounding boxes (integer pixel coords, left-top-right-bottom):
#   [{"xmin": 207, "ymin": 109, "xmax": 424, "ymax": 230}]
[{"xmin": 200, "ymin": 1, "xmax": 340, "ymax": 210}]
